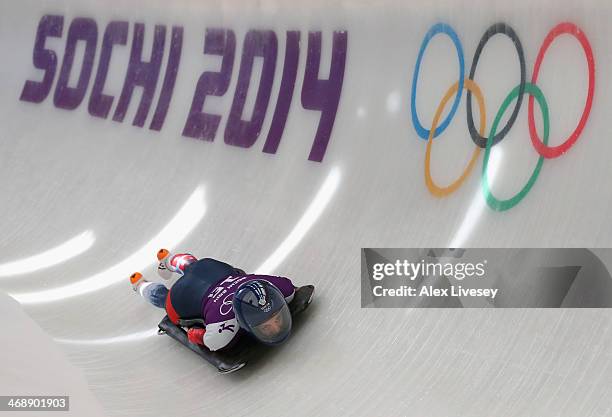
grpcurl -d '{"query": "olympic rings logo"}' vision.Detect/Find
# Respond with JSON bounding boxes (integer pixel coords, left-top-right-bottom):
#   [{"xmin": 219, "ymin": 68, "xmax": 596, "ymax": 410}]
[
  {"xmin": 219, "ymin": 292, "xmax": 234, "ymax": 316},
  {"xmin": 410, "ymin": 22, "xmax": 595, "ymax": 211}
]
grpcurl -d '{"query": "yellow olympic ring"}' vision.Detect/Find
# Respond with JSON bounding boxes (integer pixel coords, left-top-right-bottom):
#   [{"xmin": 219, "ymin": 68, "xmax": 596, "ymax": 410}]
[{"xmin": 424, "ymin": 79, "xmax": 486, "ymax": 197}]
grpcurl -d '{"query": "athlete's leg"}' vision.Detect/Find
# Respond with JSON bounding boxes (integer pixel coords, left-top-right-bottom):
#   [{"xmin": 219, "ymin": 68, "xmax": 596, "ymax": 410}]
[
  {"xmin": 139, "ymin": 282, "xmax": 169, "ymax": 308},
  {"xmin": 130, "ymin": 272, "xmax": 168, "ymax": 309}
]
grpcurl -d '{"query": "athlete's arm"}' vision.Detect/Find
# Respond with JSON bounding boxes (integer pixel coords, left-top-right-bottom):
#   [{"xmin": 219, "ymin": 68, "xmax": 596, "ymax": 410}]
[
  {"xmin": 187, "ymin": 327, "xmax": 206, "ymax": 345},
  {"xmin": 203, "ymin": 318, "xmax": 240, "ymax": 351}
]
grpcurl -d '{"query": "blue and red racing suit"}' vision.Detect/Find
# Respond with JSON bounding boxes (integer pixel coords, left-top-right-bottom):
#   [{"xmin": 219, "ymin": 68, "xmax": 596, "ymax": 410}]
[{"xmin": 162, "ymin": 254, "xmax": 296, "ymax": 351}]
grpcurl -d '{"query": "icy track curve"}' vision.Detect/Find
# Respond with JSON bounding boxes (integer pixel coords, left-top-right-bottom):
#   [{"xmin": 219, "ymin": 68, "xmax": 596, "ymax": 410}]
[{"xmin": 1, "ymin": 0, "xmax": 612, "ymax": 416}]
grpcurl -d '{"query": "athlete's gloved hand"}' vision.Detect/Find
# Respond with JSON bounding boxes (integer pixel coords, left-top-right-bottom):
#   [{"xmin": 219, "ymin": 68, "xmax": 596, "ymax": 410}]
[{"xmin": 187, "ymin": 328, "xmax": 206, "ymax": 345}]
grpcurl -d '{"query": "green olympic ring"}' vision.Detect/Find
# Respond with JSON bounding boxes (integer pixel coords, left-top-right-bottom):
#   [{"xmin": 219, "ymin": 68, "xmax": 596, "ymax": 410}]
[{"xmin": 481, "ymin": 82, "xmax": 550, "ymax": 212}]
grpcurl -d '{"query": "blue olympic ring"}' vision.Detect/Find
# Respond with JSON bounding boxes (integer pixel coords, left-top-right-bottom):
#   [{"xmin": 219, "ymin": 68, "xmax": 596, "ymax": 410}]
[{"xmin": 410, "ymin": 23, "xmax": 465, "ymax": 140}]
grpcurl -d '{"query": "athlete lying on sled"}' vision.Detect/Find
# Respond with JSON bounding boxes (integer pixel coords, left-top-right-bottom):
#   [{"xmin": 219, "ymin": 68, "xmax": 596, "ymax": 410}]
[{"xmin": 129, "ymin": 249, "xmax": 314, "ymax": 370}]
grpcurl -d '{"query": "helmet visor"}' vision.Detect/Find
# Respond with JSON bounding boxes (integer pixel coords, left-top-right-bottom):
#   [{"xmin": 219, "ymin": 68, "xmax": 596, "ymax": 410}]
[{"xmin": 251, "ymin": 303, "xmax": 292, "ymax": 345}]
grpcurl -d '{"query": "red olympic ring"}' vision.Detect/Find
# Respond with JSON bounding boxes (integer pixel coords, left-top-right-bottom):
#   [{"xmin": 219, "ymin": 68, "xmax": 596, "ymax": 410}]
[{"xmin": 528, "ymin": 22, "xmax": 596, "ymax": 158}]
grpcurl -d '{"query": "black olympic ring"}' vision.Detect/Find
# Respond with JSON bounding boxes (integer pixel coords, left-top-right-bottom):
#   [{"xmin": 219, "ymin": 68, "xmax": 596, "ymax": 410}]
[{"xmin": 466, "ymin": 23, "xmax": 526, "ymax": 148}]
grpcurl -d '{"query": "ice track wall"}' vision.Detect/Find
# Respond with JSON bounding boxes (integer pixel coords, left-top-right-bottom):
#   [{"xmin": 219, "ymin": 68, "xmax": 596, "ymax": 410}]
[{"xmin": 1, "ymin": 0, "xmax": 612, "ymax": 416}]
